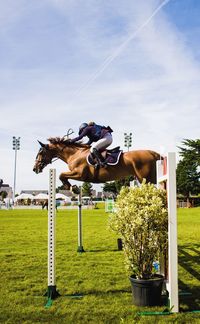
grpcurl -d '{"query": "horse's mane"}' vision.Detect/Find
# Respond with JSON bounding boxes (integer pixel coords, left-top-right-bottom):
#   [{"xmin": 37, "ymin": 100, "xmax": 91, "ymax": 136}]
[{"xmin": 47, "ymin": 137, "xmax": 90, "ymax": 148}]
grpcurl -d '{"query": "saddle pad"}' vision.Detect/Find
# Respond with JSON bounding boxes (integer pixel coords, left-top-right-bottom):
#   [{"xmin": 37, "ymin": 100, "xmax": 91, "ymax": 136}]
[{"xmin": 87, "ymin": 151, "xmax": 122, "ymax": 166}]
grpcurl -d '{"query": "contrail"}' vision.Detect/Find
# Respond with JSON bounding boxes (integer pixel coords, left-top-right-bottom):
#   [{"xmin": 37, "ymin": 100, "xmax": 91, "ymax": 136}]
[{"xmin": 73, "ymin": 0, "xmax": 171, "ymax": 98}]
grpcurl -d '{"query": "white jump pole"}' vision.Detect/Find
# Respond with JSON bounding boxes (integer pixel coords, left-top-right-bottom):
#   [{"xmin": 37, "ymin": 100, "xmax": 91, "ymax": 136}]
[
  {"xmin": 157, "ymin": 152, "xmax": 179, "ymax": 313},
  {"xmin": 77, "ymin": 186, "xmax": 85, "ymax": 253},
  {"xmin": 46, "ymin": 168, "xmax": 60, "ymax": 299},
  {"xmin": 166, "ymin": 153, "xmax": 178, "ymax": 313}
]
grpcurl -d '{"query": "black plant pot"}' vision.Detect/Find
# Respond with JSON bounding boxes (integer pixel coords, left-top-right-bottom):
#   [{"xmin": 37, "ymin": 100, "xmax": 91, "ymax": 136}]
[
  {"xmin": 117, "ymin": 238, "xmax": 123, "ymax": 251},
  {"xmin": 129, "ymin": 274, "xmax": 164, "ymax": 306}
]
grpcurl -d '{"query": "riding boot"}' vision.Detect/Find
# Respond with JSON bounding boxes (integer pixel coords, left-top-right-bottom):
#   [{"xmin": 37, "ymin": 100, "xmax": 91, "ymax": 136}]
[
  {"xmin": 92, "ymin": 148, "xmax": 107, "ymax": 168},
  {"xmin": 89, "ymin": 152, "xmax": 99, "ymax": 169}
]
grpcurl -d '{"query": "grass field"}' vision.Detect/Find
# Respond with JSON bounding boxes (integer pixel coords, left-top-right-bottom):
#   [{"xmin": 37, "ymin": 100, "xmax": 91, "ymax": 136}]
[{"xmin": 0, "ymin": 206, "xmax": 200, "ymax": 323}]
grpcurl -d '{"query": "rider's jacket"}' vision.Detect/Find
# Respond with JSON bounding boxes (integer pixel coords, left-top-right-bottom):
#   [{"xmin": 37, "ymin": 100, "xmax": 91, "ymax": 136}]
[{"xmin": 71, "ymin": 124, "xmax": 112, "ymax": 145}]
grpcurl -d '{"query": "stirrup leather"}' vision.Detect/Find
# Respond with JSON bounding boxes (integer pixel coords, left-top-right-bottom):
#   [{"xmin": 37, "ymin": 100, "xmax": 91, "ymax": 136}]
[{"xmin": 92, "ymin": 149, "xmax": 106, "ymax": 167}]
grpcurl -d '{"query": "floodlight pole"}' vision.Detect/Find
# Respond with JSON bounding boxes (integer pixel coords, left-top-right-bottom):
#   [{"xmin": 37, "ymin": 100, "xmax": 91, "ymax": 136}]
[
  {"xmin": 12, "ymin": 137, "xmax": 20, "ymax": 202},
  {"xmin": 13, "ymin": 148, "xmax": 17, "ymax": 200},
  {"xmin": 124, "ymin": 133, "xmax": 133, "ymax": 151}
]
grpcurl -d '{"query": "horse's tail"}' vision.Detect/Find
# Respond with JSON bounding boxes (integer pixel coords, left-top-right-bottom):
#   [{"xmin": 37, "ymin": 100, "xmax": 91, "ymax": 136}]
[{"xmin": 150, "ymin": 151, "xmax": 163, "ymax": 161}]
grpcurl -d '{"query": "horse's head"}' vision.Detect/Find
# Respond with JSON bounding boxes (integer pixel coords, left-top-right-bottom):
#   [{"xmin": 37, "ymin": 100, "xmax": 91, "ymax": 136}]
[{"xmin": 33, "ymin": 141, "xmax": 53, "ymax": 174}]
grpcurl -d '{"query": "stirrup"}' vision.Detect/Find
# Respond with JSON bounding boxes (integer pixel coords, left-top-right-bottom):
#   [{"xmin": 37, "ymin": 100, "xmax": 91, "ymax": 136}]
[{"xmin": 94, "ymin": 163, "xmax": 100, "ymax": 170}]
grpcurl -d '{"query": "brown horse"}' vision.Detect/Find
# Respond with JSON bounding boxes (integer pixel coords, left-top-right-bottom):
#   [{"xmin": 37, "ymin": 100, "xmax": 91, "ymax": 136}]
[{"xmin": 33, "ymin": 137, "xmax": 161, "ymax": 193}]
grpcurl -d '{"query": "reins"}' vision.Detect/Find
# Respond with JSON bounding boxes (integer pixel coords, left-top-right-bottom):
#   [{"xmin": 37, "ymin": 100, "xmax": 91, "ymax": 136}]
[{"xmin": 49, "ymin": 129, "xmax": 75, "ymax": 164}]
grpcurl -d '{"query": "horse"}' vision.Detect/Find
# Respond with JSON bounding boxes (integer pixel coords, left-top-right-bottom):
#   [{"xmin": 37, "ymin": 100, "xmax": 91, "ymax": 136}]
[{"xmin": 33, "ymin": 137, "xmax": 161, "ymax": 193}]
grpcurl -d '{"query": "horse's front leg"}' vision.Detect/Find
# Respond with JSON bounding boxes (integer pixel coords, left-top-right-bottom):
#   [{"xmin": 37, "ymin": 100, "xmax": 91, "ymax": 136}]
[{"xmin": 59, "ymin": 171, "xmax": 81, "ymax": 194}]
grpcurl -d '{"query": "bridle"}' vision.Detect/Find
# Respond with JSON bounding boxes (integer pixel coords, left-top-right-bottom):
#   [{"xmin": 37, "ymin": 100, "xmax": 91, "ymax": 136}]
[
  {"xmin": 36, "ymin": 129, "xmax": 75, "ymax": 167},
  {"xmin": 50, "ymin": 128, "xmax": 75, "ymax": 164},
  {"xmin": 35, "ymin": 147, "xmax": 53, "ymax": 170}
]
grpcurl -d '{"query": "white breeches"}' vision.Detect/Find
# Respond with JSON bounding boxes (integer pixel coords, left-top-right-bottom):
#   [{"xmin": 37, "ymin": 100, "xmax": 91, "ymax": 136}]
[{"xmin": 90, "ymin": 133, "xmax": 113, "ymax": 153}]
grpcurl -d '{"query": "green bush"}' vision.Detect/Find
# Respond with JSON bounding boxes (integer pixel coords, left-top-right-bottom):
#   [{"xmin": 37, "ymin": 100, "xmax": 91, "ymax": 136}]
[{"xmin": 109, "ymin": 181, "xmax": 168, "ymax": 279}]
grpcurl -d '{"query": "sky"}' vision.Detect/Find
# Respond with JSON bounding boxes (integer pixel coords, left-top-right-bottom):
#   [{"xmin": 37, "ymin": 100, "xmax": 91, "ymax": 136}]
[{"xmin": 0, "ymin": 0, "xmax": 200, "ymax": 194}]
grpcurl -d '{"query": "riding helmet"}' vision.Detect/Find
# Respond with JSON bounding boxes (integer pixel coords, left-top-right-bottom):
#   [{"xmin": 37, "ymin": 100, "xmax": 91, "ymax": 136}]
[{"xmin": 79, "ymin": 123, "xmax": 88, "ymax": 135}]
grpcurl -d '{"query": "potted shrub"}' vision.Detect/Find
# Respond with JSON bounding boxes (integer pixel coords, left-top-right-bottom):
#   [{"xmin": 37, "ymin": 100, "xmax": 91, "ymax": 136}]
[{"xmin": 109, "ymin": 181, "xmax": 168, "ymax": 306}]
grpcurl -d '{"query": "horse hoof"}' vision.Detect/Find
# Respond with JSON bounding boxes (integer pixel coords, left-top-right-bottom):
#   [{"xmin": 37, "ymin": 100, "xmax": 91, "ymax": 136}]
[{"xmin": 72, "ymin": 185, "xmax": 80, "ymax": 194}]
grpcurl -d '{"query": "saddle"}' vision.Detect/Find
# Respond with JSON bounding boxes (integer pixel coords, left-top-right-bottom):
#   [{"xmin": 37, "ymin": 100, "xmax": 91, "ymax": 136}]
[{"xmin": 87, "ymin": 146, "xmax": 122, "ymax": 167}]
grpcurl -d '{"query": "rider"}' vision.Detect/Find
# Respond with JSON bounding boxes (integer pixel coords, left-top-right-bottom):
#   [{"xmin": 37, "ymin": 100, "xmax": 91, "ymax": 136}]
[{"xmin": 69, "ymin": 122, "xmax": 113, "ymax": 167}]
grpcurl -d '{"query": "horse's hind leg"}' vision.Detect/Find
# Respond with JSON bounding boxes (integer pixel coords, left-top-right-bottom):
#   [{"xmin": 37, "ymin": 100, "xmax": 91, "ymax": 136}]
[
  {"xmin": 129, "ymin": 160, "xmax": 155, "ymax": 184},
  {"xmin": 146, "ymin": 162, "xmax": 157, "ymax": 184},
  {"xmin": 134, "ymin": 162, "xmax": 157, "ymax": 184}
]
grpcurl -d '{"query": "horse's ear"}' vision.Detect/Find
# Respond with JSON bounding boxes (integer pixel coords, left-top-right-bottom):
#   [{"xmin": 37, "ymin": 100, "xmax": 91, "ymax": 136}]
[{"xmin": 38, "ymin": 140, "xmax": 46, "ymax": 148}]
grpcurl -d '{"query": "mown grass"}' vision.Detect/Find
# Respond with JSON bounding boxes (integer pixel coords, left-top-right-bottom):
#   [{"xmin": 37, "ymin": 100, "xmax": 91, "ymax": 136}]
[{"xmin": 0, "ymin": 206, "xmax": 199, "ymax": 324}]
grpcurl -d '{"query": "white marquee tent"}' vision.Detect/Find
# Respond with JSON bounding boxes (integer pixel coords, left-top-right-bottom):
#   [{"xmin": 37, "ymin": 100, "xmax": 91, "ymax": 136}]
[
  {"xmin": 14, "ymin": 193, "xmax": 34, "ymax": 201},
  {"xmin": 56, "ymin": 193, "xmax": 71, "ymax": 202},
  {"xmin": 32, "ymin": 193, "xmax": 48, "ymax": 200}
]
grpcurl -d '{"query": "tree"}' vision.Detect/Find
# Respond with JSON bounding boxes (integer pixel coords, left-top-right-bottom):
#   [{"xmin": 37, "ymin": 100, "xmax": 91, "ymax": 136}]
[
  {"xmin": 56, "ymin": 185, "xmax": 65, "ymax": 193},
  {"xmin": 103, "ymin": 182, "xmax": 118, "ymax": 196},
  {"xmin": 0, "ymin": 191, "xmax": 8, "ymax": 200},
  {"xmin": 177, "ymin": 139, "xmax": 200, "ymax": 206},
  {"xmin": 82, "ymin": 182, "xmax": 93, "ymax": 197},
  {"xmin": 115, "ymin": 176, "xmax": 134, "ymax": 193},
  {"xmin": 103, "ymin": 176, "xmax": 134, "ymax": 197},
  {"xmin": 178, "ymin": 139, "xmax": 200, "ymax": 165},
  {"xmin": 177, "ymin": 160, "xmax": 200, "ymax": 195}
]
